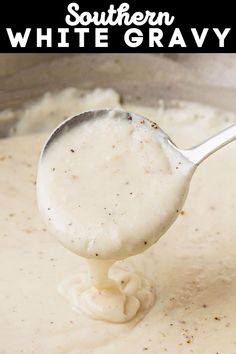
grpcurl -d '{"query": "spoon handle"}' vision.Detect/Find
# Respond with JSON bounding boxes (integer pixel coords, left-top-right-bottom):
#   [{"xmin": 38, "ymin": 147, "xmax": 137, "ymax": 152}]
[{"xmin": 181, "ymin": 124, "xmax": 236, "ymax": 165}]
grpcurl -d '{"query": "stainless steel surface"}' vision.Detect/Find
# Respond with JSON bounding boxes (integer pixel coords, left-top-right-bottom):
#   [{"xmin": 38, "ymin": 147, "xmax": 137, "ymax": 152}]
[{"xmin": 1, "ymin": 53, "xmax": 236, "ymax": 137}]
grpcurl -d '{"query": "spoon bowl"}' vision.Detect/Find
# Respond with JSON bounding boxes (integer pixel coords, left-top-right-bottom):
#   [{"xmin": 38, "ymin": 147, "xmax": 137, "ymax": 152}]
[{"xmin": 37, "ymin": 109, "xmax": 236, "ymax": 260}]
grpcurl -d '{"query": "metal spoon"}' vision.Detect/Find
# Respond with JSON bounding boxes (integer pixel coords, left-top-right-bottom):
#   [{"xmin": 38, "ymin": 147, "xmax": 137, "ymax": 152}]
[{"xmin": 38, "ymin": 109, "xmax": 236, "ymax": 258}]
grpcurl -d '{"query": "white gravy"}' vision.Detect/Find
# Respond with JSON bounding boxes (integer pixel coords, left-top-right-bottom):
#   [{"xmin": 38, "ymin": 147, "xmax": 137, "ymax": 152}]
[
  {"xmin": 0, "ymin": 88, "xmax": 236, "ymax": 353},
  {"xmin": 37, "ymin": 109, "xmax": 192, "ymax": 323}
]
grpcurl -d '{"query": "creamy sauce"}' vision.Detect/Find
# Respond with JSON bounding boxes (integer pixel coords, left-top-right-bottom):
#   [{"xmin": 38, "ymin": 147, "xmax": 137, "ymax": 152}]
[
  {"xmin": 37, "ymin": 110, "xmax": 192, "ymax": 260},
  {"xmin": 1, "ymin": 88, "xmax": 236, "ymax": 353},
  {"xmin": 58, "ymin": 259, "xmax": 155, "ymax": 323},
  {"xmin": 37, "ymin": 109, "xmax": 192, "ymax": 323}
]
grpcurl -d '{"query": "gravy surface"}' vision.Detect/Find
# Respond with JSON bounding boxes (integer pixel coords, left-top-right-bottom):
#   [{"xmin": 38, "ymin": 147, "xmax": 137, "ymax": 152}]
[{"xmin": 0, "ymin": 89, "xmax": 236, "ymax": 353}]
